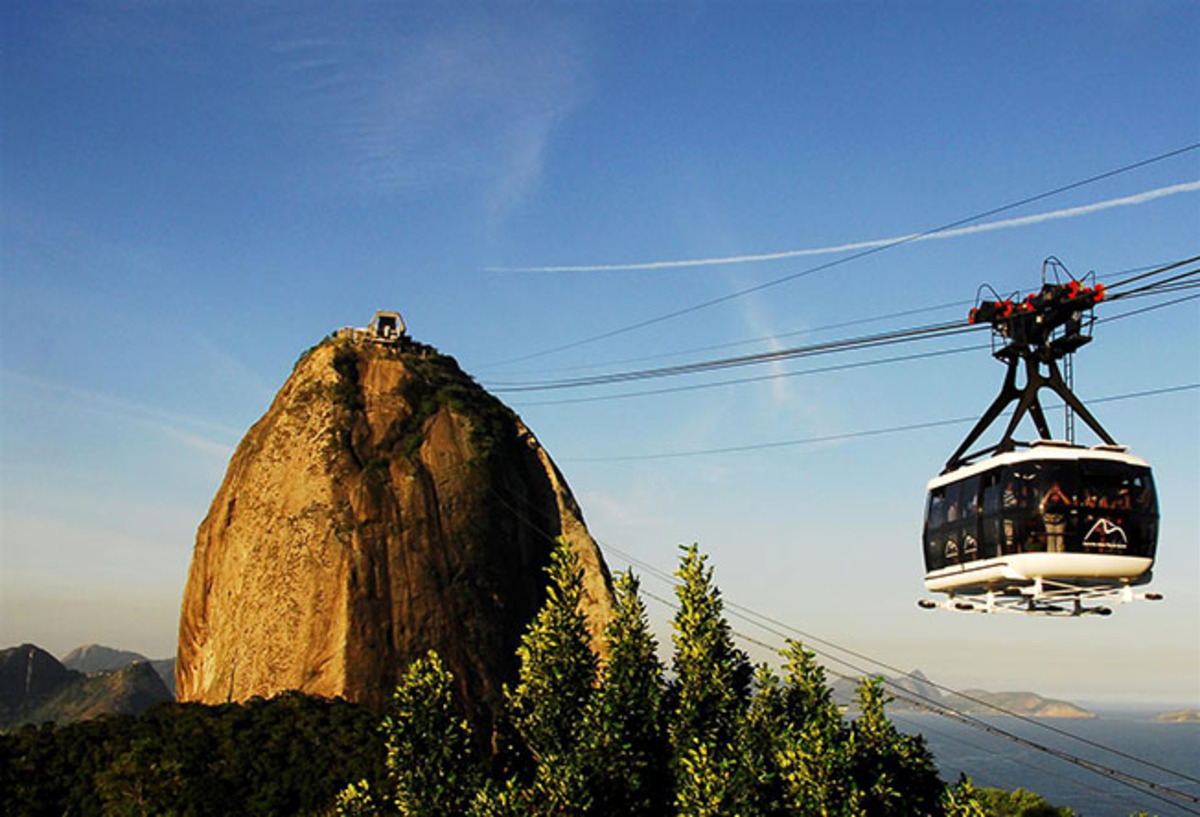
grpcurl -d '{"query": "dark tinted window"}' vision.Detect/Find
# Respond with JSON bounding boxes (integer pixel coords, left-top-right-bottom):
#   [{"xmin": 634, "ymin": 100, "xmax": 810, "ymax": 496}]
[
  {"xmin": 1077, "ymin": 461, "xmax": 1158, "ymax": 558},
  {"xmin": 926, "ymin": 457, "xmax": 1159, "ymax": 572},
  {"xmin": 924, "ymin": 487, "xmax": 947, "ymax": 572},
  {"xmin": 980, "ymin": 469, "xmax": 1003, "ymax": 558}
]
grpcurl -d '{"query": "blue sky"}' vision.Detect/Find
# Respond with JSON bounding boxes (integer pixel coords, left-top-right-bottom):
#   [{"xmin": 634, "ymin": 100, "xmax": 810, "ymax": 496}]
[{"xmin": 2, "ymin": 2, "xmax": 1197, "ymax": 706}]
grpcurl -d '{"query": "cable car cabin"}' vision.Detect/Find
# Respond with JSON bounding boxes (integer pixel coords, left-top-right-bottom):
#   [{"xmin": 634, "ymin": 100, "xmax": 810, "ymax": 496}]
[{"xmin": 923, "ymin": 441, "xmax": 1158, "ymax": 598}]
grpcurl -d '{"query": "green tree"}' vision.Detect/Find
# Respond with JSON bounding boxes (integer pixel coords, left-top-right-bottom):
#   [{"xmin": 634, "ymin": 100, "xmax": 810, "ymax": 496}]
[
  {"xmin": 335, "ymin": 651, "xmax": 479, "ymax": 817},
  {"xmin": 975, "ymin": 786, "xmax": 1076, "ymax": 816},
  {"xmin": 846, "ymin": 678, "xmax": 943, "ymax": 816},
  {"xmin": 674, "ymin": 740, "xmax": 746, "ymax": 817},
  {"xmin": 739, "ymin": 664, "xmax": 786, "ymax": 815},
  {"xmin": 668, "ymin": 543, "xmax": 755, "ymax": 815},
  {"xmin": 385, "ymin": 651, "xmax": 481, "ymax": 816},
  {"xmin": 334, "ymin": 780, "xmax": 381, "ymax": 817},
  {"xmin": 590, "ymin": 570, "xmax": 670, "ymax": 816},
  {"xmin": 773, "ymin": 642, "xmax": 855, "ymax": 816},
  {"xmin": 505, "ymin": 538, "xmax": 599, "ymax": 815},
  {"xmin": 942, "ymin": 776, "xmax": 988, "ymax": 817}
]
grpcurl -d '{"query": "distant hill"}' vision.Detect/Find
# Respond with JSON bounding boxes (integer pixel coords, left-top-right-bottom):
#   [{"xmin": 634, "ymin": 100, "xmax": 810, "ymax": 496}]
[
  {"xmin": 0, "ymin": 644, "xmax": 172, "ymax": 729},
  {"xmin": 62, "ymin": 643, "xmax": 147, "ymax": 673},
  {"xmin": 22, "ymin": 661, "xmax": 171, "ymax": 725},
  {"xmin": 833, "ymin": 669, "xmax": 947, "ymax": 712},
  {"xmin": 0, "ymin": 644, "xmax": 78, "ymax": 726},
  {"xmin": 151, "ymin": 658, "xmax": 176, "ymax": 695},
  {"xmin": 61, "ymin": 644, "xmax": 175, "ymax": 697},
  {"xmin": 1157, "ymin": 709, "xmax": 1200, "ymax": 723},
  {"xmin": 955, "ymin": 690, "xmax": 1095, "ymax": 719},
  {"xmin": 831, "ymin": 668, "xmax": 1094, "ymax": 719}
]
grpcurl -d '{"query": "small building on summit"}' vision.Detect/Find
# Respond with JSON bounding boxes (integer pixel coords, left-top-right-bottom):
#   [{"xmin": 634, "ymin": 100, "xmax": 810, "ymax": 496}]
[
  {"xmin": 369, "ymin": 310, "xmax": 406, "ymax": 342},
  {"xmin": 334, "ymin": 310, "xmax": 409, "ymax": 346}
]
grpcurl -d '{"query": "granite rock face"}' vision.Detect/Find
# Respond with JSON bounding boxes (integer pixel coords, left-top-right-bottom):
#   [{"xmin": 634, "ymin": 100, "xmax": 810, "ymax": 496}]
[{"xmin": 176, "ymin": 336, "xmax": 614, "ymax": 728}]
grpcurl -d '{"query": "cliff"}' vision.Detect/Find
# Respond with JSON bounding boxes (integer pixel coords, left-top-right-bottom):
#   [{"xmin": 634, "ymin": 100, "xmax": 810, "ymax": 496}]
[{"xmin": 176, "ymin": 334, "xmax": 614, "ymax": 729}]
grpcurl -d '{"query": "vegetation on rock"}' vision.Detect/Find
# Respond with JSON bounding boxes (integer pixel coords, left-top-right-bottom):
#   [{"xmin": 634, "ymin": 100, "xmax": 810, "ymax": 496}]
[{"xmin": 327, "ymin": 338, "xmax": 516, "ymax": 472}]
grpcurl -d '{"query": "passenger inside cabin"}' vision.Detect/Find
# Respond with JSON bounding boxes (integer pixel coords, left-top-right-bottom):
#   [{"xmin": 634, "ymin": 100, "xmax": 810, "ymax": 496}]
[{"xmin": 1040, "ymin": 482, "xmax": 1071, "ymax": 553}]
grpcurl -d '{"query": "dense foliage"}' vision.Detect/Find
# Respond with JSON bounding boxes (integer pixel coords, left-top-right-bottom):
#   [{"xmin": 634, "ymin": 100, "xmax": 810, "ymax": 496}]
[
  {"xmin": 0, "ymin": 692, "xmax": 385, "ymax": 816},
  {"xmin": 973, "ymin": 786, "xmax": 1076, "ymax": 817},
  {"xmin": 336, "ymin": 541, "xmax": 999, "ymax": 816}
]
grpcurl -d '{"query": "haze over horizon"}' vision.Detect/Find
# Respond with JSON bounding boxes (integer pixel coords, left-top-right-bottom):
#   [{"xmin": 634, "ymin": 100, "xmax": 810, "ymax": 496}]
[{"xmin": 2, "ymin": 2, "xmax": 1197, "ymax": 708}]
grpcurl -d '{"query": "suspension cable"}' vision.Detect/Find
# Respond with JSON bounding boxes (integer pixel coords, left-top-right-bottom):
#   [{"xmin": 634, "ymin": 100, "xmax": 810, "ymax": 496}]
[
  {"xmin": 511, "ymin": 345, "xmax": 988, "ymax": 408},
  {"xmin": 482, "ymin": 144, "xmax": 1200, "ymax": 368},
  {"xmin": 559, "ymin": 383, "xmax": 1198, "ymax": 462},
  {"xmin": 1104, "ymin": 254, "xmax": 1200, "ymax": 291},
  {"xmin": 487, "ymin": 262, "xmax": 1198, "ymax": 395},
  {"xmin": 498, "ymin": 258, "xmax": 1187, "ymax": 379},
  {"xmin": 505, "ymin": 281, "xmax": 1197, "ymax": 408},
  {"xmin": 487, "ymin": 321, "xmax": 982, "ymax": 392}
]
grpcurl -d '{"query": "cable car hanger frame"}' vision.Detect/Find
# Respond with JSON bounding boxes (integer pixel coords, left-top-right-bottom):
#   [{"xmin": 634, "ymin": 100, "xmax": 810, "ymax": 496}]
[{"xmin": 944, "ymin": 258, "xmax": 1111, "ymax": 473}]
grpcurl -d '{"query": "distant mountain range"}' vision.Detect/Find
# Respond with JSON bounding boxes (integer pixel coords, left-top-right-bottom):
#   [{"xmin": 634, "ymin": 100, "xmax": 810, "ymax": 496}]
[
  {"xmin": 62, "ymin": 643, "xmax": 175, "ymax": 694},
  {"xmin": 832, "ymin": 669, "xmax": 1096, "ymax": 719},
  {"xmin": 0, "ymin": 644, "xmax": 173, "ymax": 730}
]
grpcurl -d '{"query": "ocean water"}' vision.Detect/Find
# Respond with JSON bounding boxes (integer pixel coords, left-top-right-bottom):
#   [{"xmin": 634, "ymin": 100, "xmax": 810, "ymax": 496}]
[{"xmin": 895, "ymin": 708, "xmax": 1200, "ymax": 816}]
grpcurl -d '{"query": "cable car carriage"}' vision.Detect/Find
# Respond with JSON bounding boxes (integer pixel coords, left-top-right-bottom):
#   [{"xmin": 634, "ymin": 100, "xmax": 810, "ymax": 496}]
[{"xmin": 919, "ymin": 262, "xmax": 1161, "ymax": 616}]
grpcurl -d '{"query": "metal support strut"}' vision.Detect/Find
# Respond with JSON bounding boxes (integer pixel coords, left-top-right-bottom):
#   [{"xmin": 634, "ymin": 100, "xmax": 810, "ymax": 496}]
[{"xmin": 944, "ymin": 274, "xmax": 1112, "ymax": 473}]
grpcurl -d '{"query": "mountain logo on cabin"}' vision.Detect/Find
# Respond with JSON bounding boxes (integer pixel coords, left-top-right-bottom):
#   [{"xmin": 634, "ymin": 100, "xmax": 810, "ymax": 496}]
[{"xmin": 1083, "ymin": 518, "xmax": 1127, "ymax": 550}]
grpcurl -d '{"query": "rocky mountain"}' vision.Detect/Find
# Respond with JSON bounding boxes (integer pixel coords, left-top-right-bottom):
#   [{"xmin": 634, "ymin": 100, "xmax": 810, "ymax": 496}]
[
  {"xmin": 888, "ymin": 668, "xmax": 942, "ymax": 705},
  {"xmin": 177, "ymin": 330, "xmax": 615, "ymax": 731},
  {"xmin": 22, "ymin": 662, "xmax": 172, "ymax": 725},
  {"xmin": 62, "ymin": 644, "xmax": 147, "ymax": 673},
  {"xmin": 0, "ymin": 644, "xmax": 76, "ymax": 726},
  {"xmin": 0, "ymin": 644, "xmax": 172, "ymax": 728},
  {"xmin": 62, "ymin": 644, "xmax": 176, "ymax": 697},
  {"xmin": 151, "ymin": 659, "xmax": 176, "ymax": 694}
]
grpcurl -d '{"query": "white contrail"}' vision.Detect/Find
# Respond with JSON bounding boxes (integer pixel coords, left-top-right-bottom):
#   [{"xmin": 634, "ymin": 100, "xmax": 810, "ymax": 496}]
[{"xmin": 487, "ymin": 180, "xmax": 1200, "ymax": 273}]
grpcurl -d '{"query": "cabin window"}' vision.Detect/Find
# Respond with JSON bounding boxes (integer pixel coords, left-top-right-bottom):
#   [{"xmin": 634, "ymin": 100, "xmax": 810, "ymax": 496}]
[
  {"xmin": 927, "ymin": 487, "xmax": 947, "ymax": 529},
  {"xmin": 980, "ymin": 469, "xmax": 1003, "ymax": 558},
  {"xmin": 927, "ymin": 458, "xmax": 1159, "ymax": 570},
  {"xmin": 1077, "ymin": 461, "xmax": 1158, "ymax": 558},
  {"xmin": 1008, "ymin": 462, "xmax": 1048, "ymax": 552},
  {"xmin": 924, "ymin": 488, "xmax": 947, "ymax": 571},
  {"xmin": 956, "ymin": 475, "xmax": 981, "ymax": 561}
]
